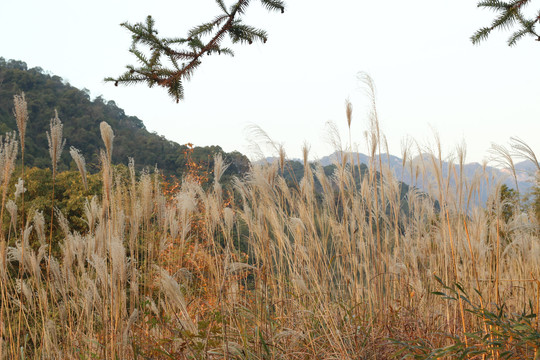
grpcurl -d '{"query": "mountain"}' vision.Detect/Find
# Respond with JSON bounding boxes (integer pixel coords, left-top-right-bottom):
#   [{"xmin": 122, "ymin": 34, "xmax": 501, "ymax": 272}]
[
  {"xmin": 0, "ymin": 57, "xmax": 250, "ymax": 178},
  {"xmin": 318, "ymin": 151, "xmax": 538, "ymax": 204},
  {"xmin": 514, "ymin": 160, "xmax": 539, "ymax": 183}
]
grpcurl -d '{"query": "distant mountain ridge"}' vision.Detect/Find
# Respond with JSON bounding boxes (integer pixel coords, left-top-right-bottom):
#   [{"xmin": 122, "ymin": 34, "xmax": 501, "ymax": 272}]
[
  {"xmin": 260, "ymin": 150, "xmax": 537, "ymax": 205},
  {"xmin": 318, "ymin": 151, "xmax": 537, "ymax": 203}
]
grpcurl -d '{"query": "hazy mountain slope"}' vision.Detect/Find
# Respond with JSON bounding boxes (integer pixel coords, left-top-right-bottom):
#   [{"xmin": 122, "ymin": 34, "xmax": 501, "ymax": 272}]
[{"xmin": 317, "ymin": 151, "xmax": 537, "ymax": 204}]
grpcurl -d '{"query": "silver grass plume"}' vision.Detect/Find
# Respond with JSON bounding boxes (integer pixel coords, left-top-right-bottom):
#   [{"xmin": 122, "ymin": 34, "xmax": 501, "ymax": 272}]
[
  {"xmin": 154, "ymin": 265, "xmax": 196, "ymax": 332},
  {"xmin": 0, "ymin": 132, "xmax": 18, "ymax": 187},
  {"xmin": 302, "ymin": 142, "xmax": 313, "ymax": 179},
  {"xmin": 33, "ymin": 211, "xmax": 46, "ymax": 245},
  {"xmin": 345, "ymin": 98, "xmax": 353, "ymax": 130},
  {"xmin": 13, "ymin": 92, "xmax": 28, "ymax": 151},
  {"xmin": 109, "ymin": 236, "xmax": 127, "ymax": 285},
  {"xmin": 0, "ymin": 132, "xmax": 18, "ymax": 236},
  {"xmin": 358, "ymin": 72, "xmax": 380, "ymax": 140},
  {"xmin": 490, "ymin": 143, "xmax": 519, "ymax": 194},
  {"xmin": 14, "ymin": 178, "xmax": 26, "ymax": 200},
  {"xmin": 223, "ymin": 207, "xmax": 235, "ymax": 231},
  {"xmin": 122, "ymin": 309, "xmax": 139, "ymax": 346},
  {"xmin": 400, "ymin": 137, "xmax": 413, "ymax": 175},
  {"xmin": 213, "ymin": 153, "xmax": 229, "ymax": 184},
  {"xmin": 278, "ymin": 144, "xmax": 286, "ymax": 173},
  {"xmin": 100, "ymin": 149, "xmax": 113, "ymax": 213},
  {"xmin": 325, "ymin": 121, "xmax": 345, "ymax": 165},
  {"xmin": 246, "ymin": 124, "xmax": 286, "ymax": 170},
  {"xmin": 6, "ymin": 200, "xmax": 16, "ymax": 229},
  {"xmin": 0, "ymin": 241, "xmax": 6, "ymax": 282},
  {"xmin": 302, "ymin": 142, "xmax": 310, "ymax": 169},
  {"xmin": 84, "ymin": 196, "xmax": 100, "ymax": 233},
  {"xmin": 100, "ymin": 121, "xmax": 114, "ymax": 162},
  {"xmin": 54, "ymin": 207, "xmax": 71, "ymax": 236},
  {"xmin": 301, "ymin": 142, "xmax": 314, "ymax": 198},
  {"xmin": 9, "ymin": 225, "xmax": 33, "ymax": 271},
  {"xmin": 510, "ymin": 137, "xmax": 540, "ymax": 173},
  {"xmin": 69, "ymin": 147, "xmax": 88, "ymax": 191},
  {"xmin": 46, "ymin": 110, "xmax": 66, "ymax": 176},
  {"xmin": 128, "ymin": 157, "xmax": 136, "ymax": 191},
  {"xmin": 140, "ymin": 170, "xmax": 152, "ymax": 221},
  {"xmin": 213, "ymin": 153, "xmax": 230, "ymax": 202}
]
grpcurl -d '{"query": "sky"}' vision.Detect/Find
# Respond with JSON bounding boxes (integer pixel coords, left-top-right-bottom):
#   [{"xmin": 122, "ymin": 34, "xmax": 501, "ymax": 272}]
[{"xmin": 1, "ymin": 0, "xmax": 539, "ymax": 164}]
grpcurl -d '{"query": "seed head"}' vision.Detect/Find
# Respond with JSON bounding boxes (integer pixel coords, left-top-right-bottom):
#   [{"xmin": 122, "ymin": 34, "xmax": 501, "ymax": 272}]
[
  {"xmin": 345, "ymin": 98, "xmax": 353, "ymax": 129},
  {"xmin": 100, "ymin": 121, "xmax": 114, "ymax": 162},
  {"xmin": 70, "ymin": 147, "xmax": 88, "ymax": 191},
  {"xmin": 14, "ymin": 178, "xmax": 26, "ymax": 200},
  {"xmin": 13, "ymin": 92, "xmax": 28, "ymax": 151},
  {"xmin": 0, "ymin": 132, "xmax": 18, "ymax": 189},
  {"xmin": 46, "ymin": 110, "xmax": 66, "ymax": 175}
]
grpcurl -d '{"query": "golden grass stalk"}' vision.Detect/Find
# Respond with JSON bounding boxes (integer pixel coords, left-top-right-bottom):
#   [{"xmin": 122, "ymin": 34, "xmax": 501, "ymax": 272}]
[
  {"xmin": 100, "ymin": 121, "xmax": 114, "ymax": 162},
  {"xmin": 13, "ymin": 93, "xmax": 27, "ymax": 150},
  {"xmin": 46, "ymin": 111, "xmax": 65, "ymax": 176},
  {"xmin": 69, "ymin": 146, "xmax": 88, "ymax": 191}
]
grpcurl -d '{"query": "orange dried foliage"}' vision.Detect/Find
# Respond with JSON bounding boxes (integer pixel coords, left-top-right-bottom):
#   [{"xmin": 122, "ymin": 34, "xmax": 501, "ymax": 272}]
[
  {"xmin": 183, "ymin": 143, "xmax": 209, "ymax": 185},
  {"xmin": 157, "ymin": 143, "xmax": 250, "ymax": 328}
]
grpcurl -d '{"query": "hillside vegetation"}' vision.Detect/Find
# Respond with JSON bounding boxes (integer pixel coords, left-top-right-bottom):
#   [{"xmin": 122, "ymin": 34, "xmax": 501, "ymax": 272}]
[{"xmin": 0, "ymin": 58, "xmax": 250, "ymax": 177}]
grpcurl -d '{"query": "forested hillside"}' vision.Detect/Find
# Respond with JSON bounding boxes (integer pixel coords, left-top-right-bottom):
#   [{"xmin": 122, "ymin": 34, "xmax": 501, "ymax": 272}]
[{"xmin": 0, "ymin": 57, "xmax": 250, "ymax": 177}]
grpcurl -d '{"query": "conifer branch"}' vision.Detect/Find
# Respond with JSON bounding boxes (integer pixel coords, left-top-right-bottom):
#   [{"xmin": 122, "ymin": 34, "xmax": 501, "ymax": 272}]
[
  {"xmin": 472, "ymin": 0, "xmax": 540, "ymax": 45},
  {"xmin": 106, "ymin": 0, "xmax": 285, "ymax": 103}
]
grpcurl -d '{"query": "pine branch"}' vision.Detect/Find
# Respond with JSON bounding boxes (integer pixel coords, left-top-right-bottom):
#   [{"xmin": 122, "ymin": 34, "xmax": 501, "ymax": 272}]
[
  {"xmin": 260, "ymin": 0, "xmax": 285, "ymax": 13},
  {"xmin": 508, "ymin": 26, "xmax": 531, "ymax": 44},
  {"xmin": 476, "ymin": 1, "xmax": 512, "ymax": 10},
  {"xmin": 215, "ymin": 0, "xmax": 229, "ymax": 13},
  {"xmin": 473, "ymin": 0, "xmax": 539, "ymax": 45},
  {"xmin": 106, "ymin": 0, "xmax": 285, "ymax": 103}
]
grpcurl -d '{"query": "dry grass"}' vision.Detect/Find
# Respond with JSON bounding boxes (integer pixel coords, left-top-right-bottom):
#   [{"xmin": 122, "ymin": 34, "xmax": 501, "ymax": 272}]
[{"xmin": 0, "ymin": 95, "xmax": 538, "ymax": 359}]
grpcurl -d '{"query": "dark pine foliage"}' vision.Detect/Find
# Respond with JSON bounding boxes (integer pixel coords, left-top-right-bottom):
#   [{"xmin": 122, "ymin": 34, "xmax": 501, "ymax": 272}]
[
  {"xmin": 472, "ymin": 0, "xmax": 540, "ymax": 45},
  {"xmin": 106, "ymin": 0, "xmax": 286, "ymax": 102}
]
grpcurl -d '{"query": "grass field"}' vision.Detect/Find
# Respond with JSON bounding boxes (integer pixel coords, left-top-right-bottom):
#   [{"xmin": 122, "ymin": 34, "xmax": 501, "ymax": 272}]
[{"xmin": 1, "ymin": 93, "xmax": 539, "ymax": 359}]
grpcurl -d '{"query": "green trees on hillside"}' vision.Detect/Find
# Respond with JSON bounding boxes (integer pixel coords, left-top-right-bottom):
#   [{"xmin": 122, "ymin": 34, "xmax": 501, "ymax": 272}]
[
  {"xmin": 534, "ymin": 181, "xmax": 540, "ymax": 222},
  {"xmin": 498, "ymin": 184, "xmax": 519, "ymax": 222},
  {"xmin": 107, "ymin": 0, "xmax": 286, "ymax": 102},
  {"xmin": 0, "ymin": 58, "xmax": 250, "ymax": 177}
]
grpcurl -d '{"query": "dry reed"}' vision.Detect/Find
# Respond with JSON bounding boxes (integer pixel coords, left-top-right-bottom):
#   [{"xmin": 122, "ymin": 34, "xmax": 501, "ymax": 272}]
[{"xmin": 0, "ymin": 95, "xmax": 538, "ymax": 359}]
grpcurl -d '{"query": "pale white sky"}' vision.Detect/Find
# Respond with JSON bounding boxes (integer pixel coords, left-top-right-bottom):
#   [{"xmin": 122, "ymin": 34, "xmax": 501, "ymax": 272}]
[{"xmin": 1, "ymin": 0, "xmax": 539, "ymax": 163}]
